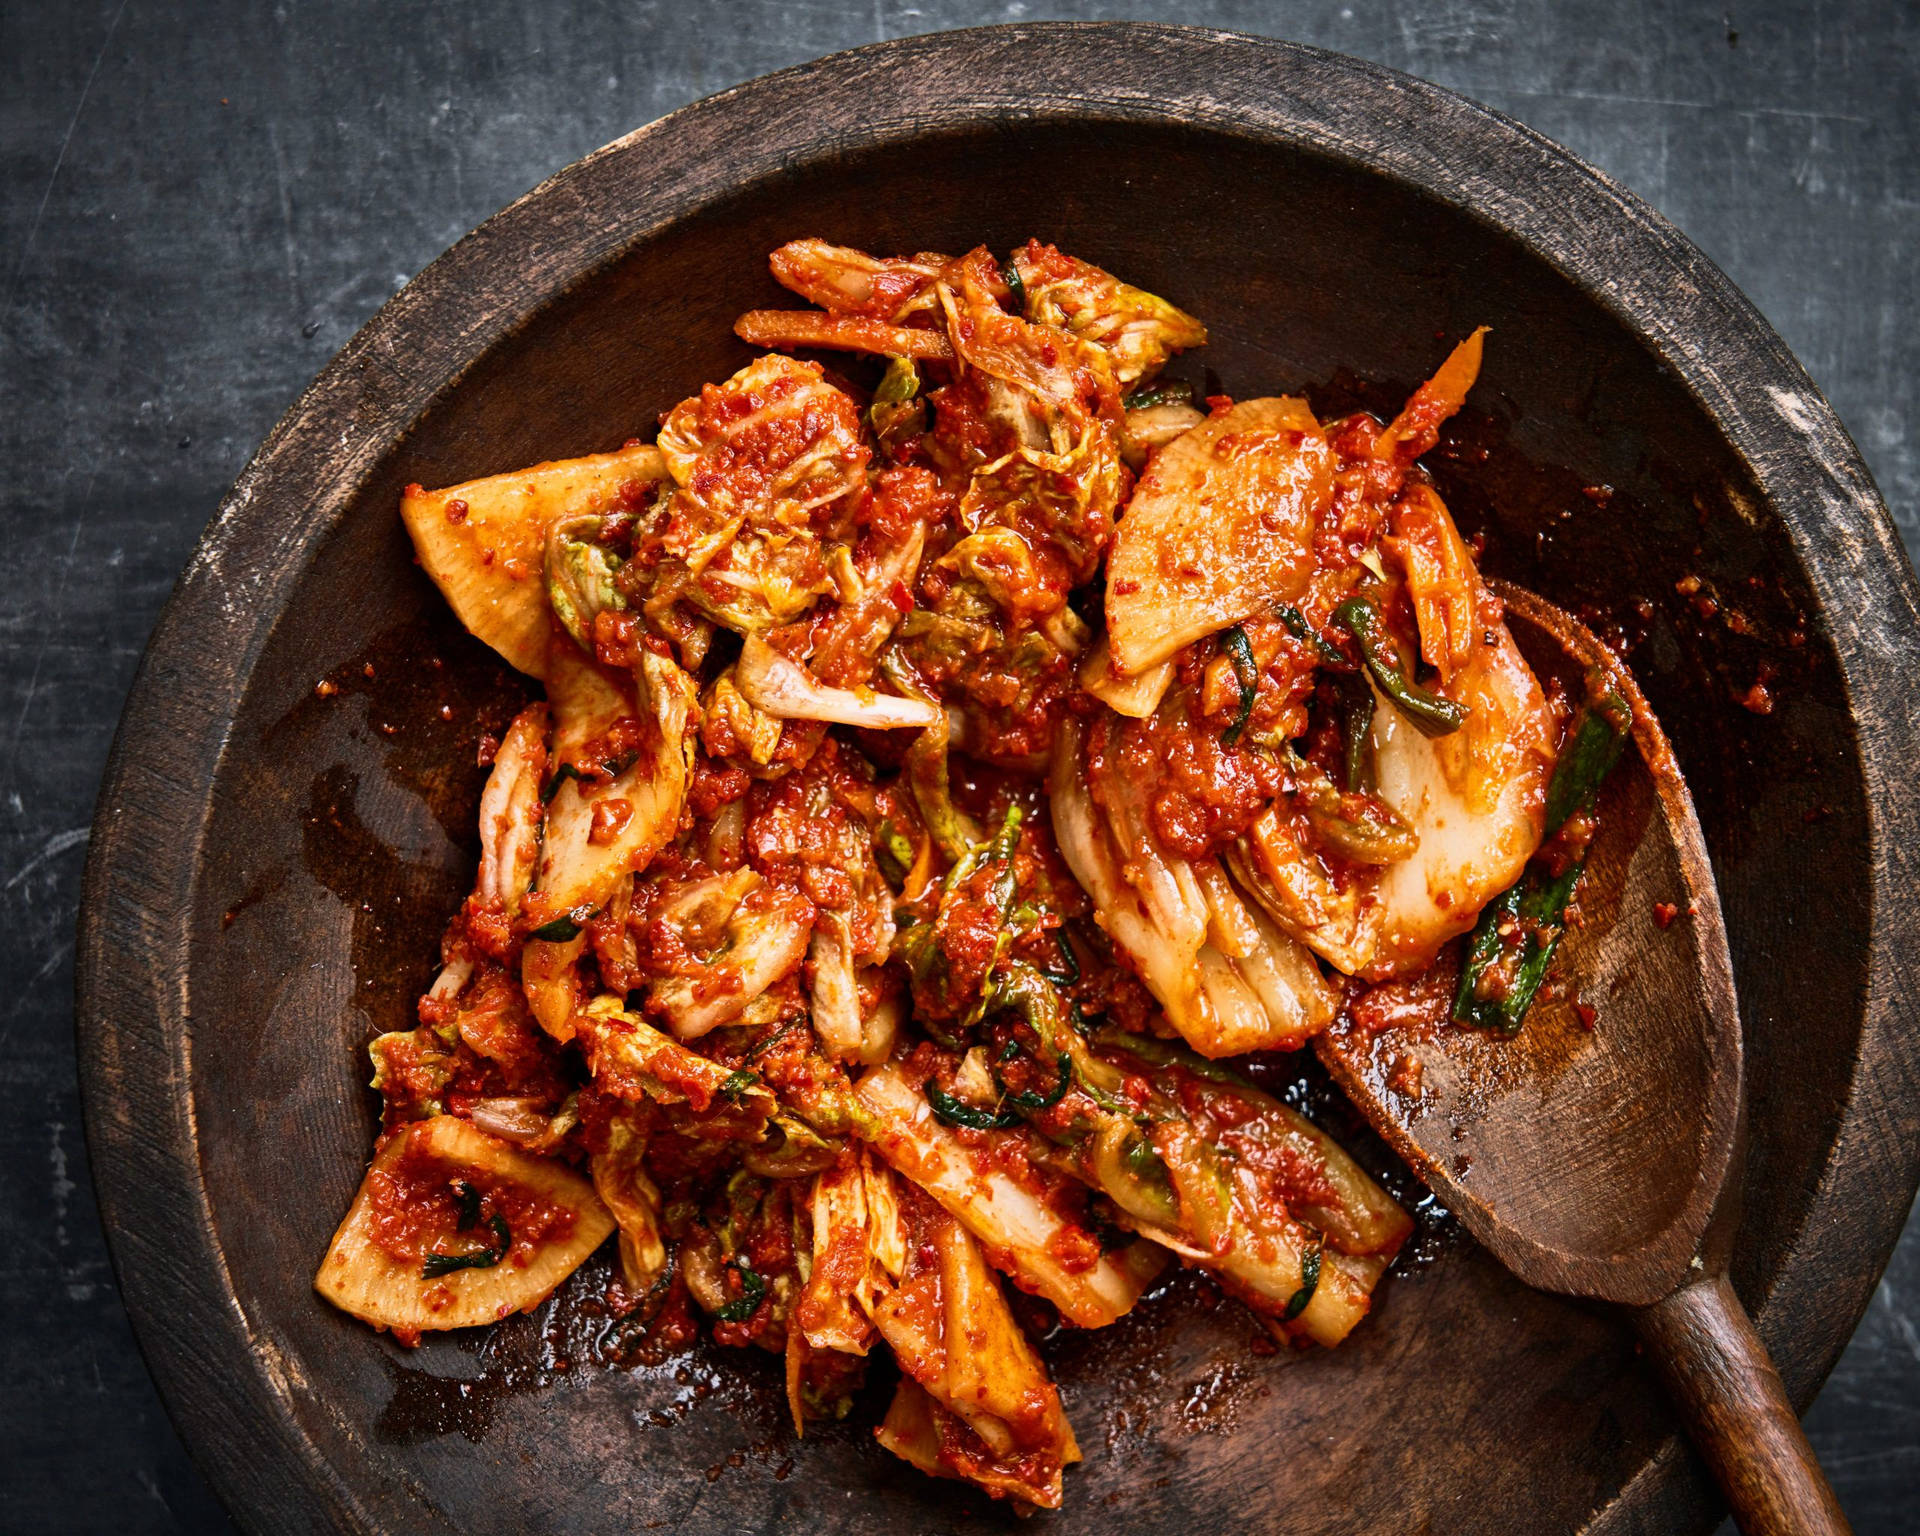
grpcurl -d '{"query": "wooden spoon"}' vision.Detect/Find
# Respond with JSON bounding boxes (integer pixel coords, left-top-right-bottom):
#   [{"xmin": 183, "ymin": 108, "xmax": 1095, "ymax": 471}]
[{"xmin": 1315, "ymin": 581, "xmax": 1851, "ymax": 1536}]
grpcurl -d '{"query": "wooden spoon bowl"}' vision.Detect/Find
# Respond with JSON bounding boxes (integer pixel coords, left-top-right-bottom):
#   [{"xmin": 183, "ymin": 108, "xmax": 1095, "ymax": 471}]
[
  {"xmin": 1319, "ymin": 581, "xmax": 1846, "ymax": 1533},
  {"xmin": 1319, "ymin": 582, "xmax": 1741, "ymax": 1304}
]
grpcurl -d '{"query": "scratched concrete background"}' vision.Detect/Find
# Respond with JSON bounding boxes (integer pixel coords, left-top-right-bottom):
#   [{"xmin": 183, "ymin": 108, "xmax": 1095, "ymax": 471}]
[{"xmin": 2, "ymin": 1, "xmax": 1913, "ymax": 1530}]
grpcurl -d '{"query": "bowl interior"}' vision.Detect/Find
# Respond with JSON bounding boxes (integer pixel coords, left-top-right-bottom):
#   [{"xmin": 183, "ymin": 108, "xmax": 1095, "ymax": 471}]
[{"xmin": 185, "ymin": 115, "xmax": 1866, "ymax": 1534}]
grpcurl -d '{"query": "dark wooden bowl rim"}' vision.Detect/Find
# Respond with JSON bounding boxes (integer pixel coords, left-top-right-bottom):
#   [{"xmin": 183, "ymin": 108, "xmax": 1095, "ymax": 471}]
[{"xmin": 75, "ymin": 22, "xmax": 1920, "ymax": 1535}]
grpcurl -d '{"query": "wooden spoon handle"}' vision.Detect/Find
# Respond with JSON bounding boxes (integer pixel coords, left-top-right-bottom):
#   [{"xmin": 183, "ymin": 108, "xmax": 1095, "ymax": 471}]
[{"xmin": 1630, "ymin": 1270, "xmax": 1851, "ymax": 1536}]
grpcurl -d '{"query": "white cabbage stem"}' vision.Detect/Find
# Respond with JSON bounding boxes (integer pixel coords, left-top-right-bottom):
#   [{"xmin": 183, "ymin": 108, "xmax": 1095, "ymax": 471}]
[
  {"xmin": 1078, "ymin": 638, "xmax": 1172, "ymax": 718},
  {"xmin": 735, "ymin": 634, "xmax": 940, "ymax": 729}
]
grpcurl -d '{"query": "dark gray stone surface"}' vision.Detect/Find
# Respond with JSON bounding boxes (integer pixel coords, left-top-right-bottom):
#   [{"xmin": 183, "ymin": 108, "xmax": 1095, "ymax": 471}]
[{"xmin": 3, "ymin": 1, "xmax": 1912, "ymax": 1530}]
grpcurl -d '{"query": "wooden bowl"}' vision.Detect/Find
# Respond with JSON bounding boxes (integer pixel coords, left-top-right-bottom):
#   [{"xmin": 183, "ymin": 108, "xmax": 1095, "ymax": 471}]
[{"xmin": 76, "ymin": 23, "xmax": 1920, "ymax": 1535}]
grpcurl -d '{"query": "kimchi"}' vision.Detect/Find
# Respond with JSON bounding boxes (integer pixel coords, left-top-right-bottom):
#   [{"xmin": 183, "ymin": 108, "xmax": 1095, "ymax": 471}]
[{"xmin": 315, "ymin": 235, "xmax": 1622, "ymax": 1511}]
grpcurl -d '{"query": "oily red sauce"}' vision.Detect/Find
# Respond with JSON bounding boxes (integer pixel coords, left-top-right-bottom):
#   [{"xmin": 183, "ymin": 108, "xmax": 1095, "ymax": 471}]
[
  {"xmin": 1085, "ymin": 706, "xmax": 1285, "ymax": 862},
  {"xmin": 746, "ymin": 1014, "xmax": 839, "ymax": 1107},
  {"xmin": 1347, "ymin": 948, "xmax": 1461, "ymax": 1037},
  {"xmin": 587, "ymin": 798, "xmax": 633, "ymax": 845},
  {"xmin": 624, "ymin": 850, "xmax": 703, "ymax": 970},
  {"xmin": 396, "ymin": 964, "xmax": 572, "ymax": 1130},
  {"xmin": 576, "ymin": 1011, "xmax": 720, "ymax": 1111},
  {"xmin": 590, "ymin": 609, "xmax": 646, "ymax": 673},
  {"xmin": 445, "ymin": 966, "xmax": 563, "ymax": 1088},
  {"xmin": 706, "ymin": 1179, "xmax": 805, "ymax": 1351},
  {"xmin": 1216, "ymin": 1123, "xmax": 1338, "ymax": 1213},
  {"xmin": 365, "ymin": 1125, "xmax": 578, "ymax": 1271},
  {"xmin": 687, "ymin": 755, "xmax": 751, "ymax": 817},
  {"xmin": 914, "ymin": 849, "xmax": 1026, "ymax": 1018},
  {"xmin": 457, "ymin": 892, "xmax": 516, "ymax": 965},
  {"xmin": 935, "ymin": 1409, "xmax": 1063, "ymax": 1501},
  {"xmin": 863, "ymin": 460, "xmax": 954, "ymax": 540},
  {"xmin": 1045, "ymin": 1223, "xmax": 1102, "ymax": 1276},
  {"xmin": 1160, "ymin": 1071, "xmax": 1339, "ymax": 1213},
  {"xmin": 742, "ymin": 741, "xmax": 870, "ymax": 908},
  {"xmin": 1318, "ymin": 413, "xmax": 1398, "ymax": 564},
  {"xmin": 928, "ymin": 374, "xmax": 1011, "ymax": 473},
  {"xmin": 897, "ymin": 579, "xmax": 1080, "ymax": 765},
  {"xmin": 668, "ymin": 363, "xmax": 870, "ymax": 538},
  {"xmin": 567, "ymin": 713, "xmax": 659, "ymax": 784}
]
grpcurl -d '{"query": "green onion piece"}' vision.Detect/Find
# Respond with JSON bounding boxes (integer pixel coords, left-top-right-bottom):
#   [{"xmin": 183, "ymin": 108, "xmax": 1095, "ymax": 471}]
[
  {"xmin": 1331, "ymin": 596, "xmax": 1466, "ymax": 738},
  {"xmin": 713, "ymin": 1260, "xmax": 767, "ymax": 1323},
  {"xmin": 1039, "ymin": 930, "xmax": 1080, "ymax": 987},
  {"xmin": 1273, "ymin": 603, "xmax": 1346, "ymax": 667},
  {"xmin": 529, "ymin": 912, "xmax": 583, "ymax": 943},
  {"xmin": 422, "ymin": 1212, "xmax": 511, "ymax": 1278},
  {"xmin": 892, "ymin": 680, "xmax": 981, "ymax": 865},
  {"xmin": 924, "ymin": 798, "xmax": 1018, "ymax": 915},
  {"xmin": 926, "ymin": 1082, "xmax": 1020, "ymax": 1131},
  {"xmin": 1095, "ymin": 1026, "xmax": 1262, "ymax": 1092},
  {"xmin": 1455, "ymin": 881, "xmax": 1524, "ymax": 1026},
  {"xmin": 452, "ymin": 1179, "xmax": 481, "ymax": 1232},
  {"xmin": 987, "ymin": 964, "xmax": 1131, "ymax": 1114},
  {"xmin": 1298, "ymin": 772, "xmax": 1418, "ymax": 865},
  {"xmin": 996, "ymin": 1048, "xmax": 1072, "ymax": 1111},
  {"xmin": 1340, "ymin": 674, "xmax": 1377, "ymax": 792},
  {"xmin": 746, "ymin": 1018, "xmax": 801, "ymax": 1062},
  {"xmin": 1451, "ymin": 861, "xmax": 1584, "ymax": 1033},
  {"xmin": 1543, "ymin": 692, "xmax": 1631, "ymax": 834},
  {"xmin": 924, "ymin": 804, "xmax": 1027, "ymax": 1025},
  {"xmin": 718, "ymin": 1069, "xmax": 757, "ymax": 1101},
  {"xmin": 1107, "ymin": 1134, "xmax": 1178, "ymax": 1226},
  {"xmin": 1283, "ymin": 1243, "xmax": 1324, "ymax": 1320},
  {"xmin": 1000, "ymin": 258, "xmax": 1026, "ymax": 313},
  {"xmin": 978, "ymin": 806, "xmax": 1024, "ymax": 955},
  {"xmin": 897, "ymin": 918, "xmax": 940, "ymax": 992},
  {"xmin": 540, "ymin": 762, "xmax": 580, "ymax": 803},
  {"xmin": 986, "ymin": 802, "xmax": 1023, "ymax": 867},
  {"xmin": 1453, "ymin": 687, "xmax": 1633, "ymax": 1031},
  {"xmin": 1122, "ymin": 1136, "xmax": 1169, "ymax": 1184},
  {"xmin": 1122, "ymin": 380, "xmax": 1195, "ymax": 410},
  {"xmin": 1220, "ymin": 626, "xmax": 1259, "ymax": 747}
]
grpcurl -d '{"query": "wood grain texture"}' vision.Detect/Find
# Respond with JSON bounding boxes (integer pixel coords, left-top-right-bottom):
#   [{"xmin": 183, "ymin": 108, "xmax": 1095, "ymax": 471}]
[
  {"xmin": 5, "ymin": 4, "xmax": 1917, "ymax": 1534},
  {"xmin": 1326, "ymin": 586, "xmax": 1850, "ymax": 1527},
  {"xmin": 1319, "ymin": 586, "xmax": 1744, "ymax": 1306},
  {"xmin": 75, "ymin": 24, "xmax": 1920, "ymax": 1535},
  {"xmin": 1635, "ymin": 1273, "xmax": 1854, "ymax": 1536}
]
